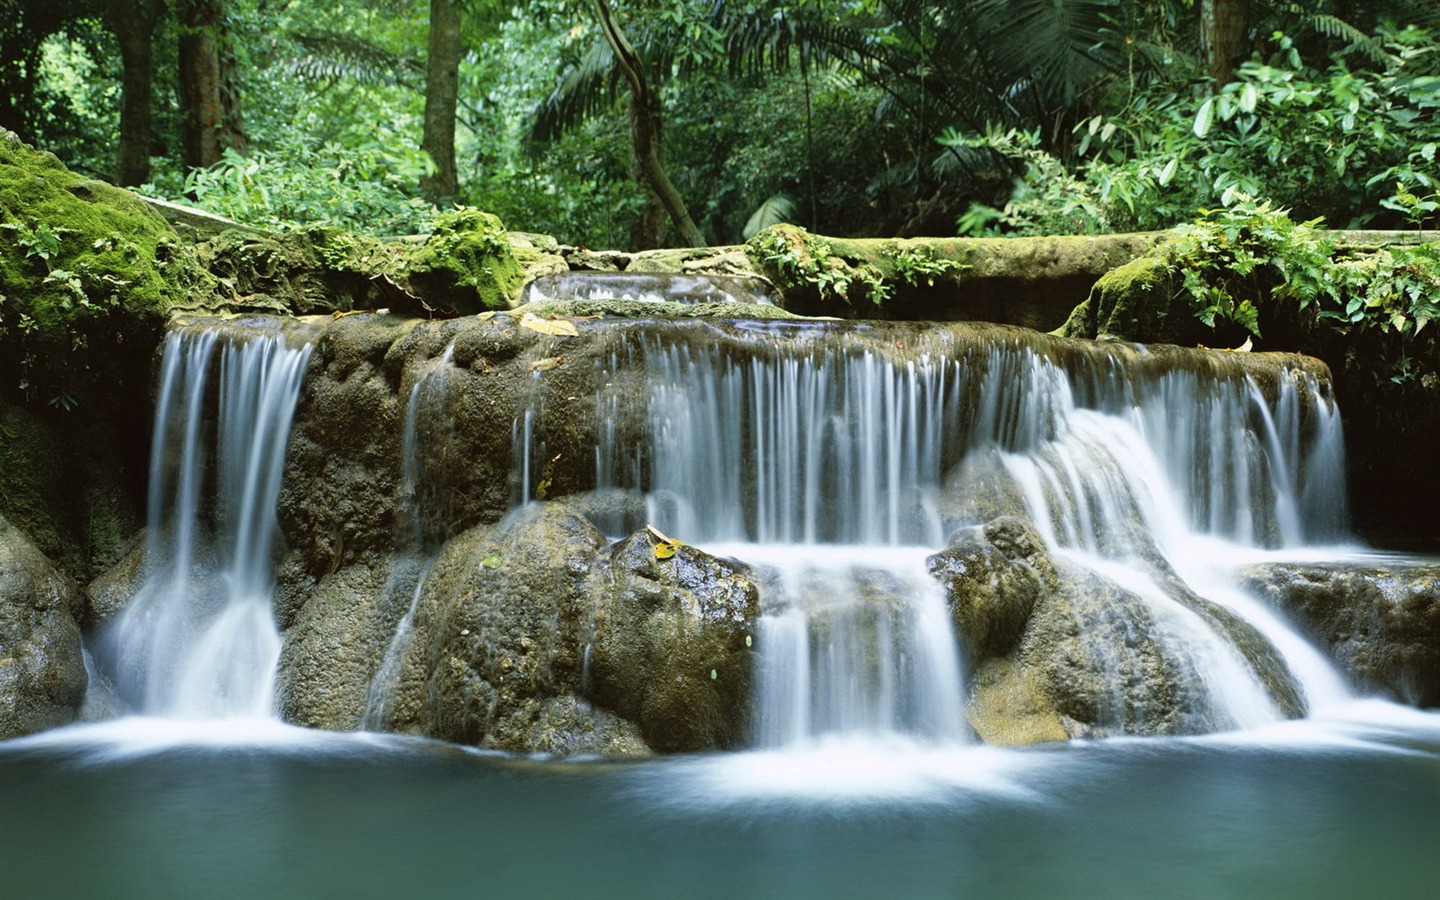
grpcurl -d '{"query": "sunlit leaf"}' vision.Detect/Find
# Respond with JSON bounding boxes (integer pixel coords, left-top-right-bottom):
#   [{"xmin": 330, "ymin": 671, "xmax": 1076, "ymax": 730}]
[
  {"xmin": 1194, "ymin": 98, "xmax": 1214, "ymax": 138},
  {"xmin": 530, "ymin": 356, "xmax": 565, "ymax": 372},
  {"xmin": 481, "ymin": 555, "xmax": 503, "ymax": 569},
  {"xmin": 520, "ymin": 314, "xmax": 580, "ymax": 336}
]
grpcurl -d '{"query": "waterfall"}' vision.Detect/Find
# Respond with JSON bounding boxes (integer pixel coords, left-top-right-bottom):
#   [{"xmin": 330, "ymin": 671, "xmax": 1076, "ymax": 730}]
[
  {"xmin": 97, "ymin": 326, "xmax": 312, "ymax": 719},
  {"xmin": 363, "ymin": 344, "xmax": 454, "ymax": 729},
  {"xmin": 593, "ymin": 325, "xmax": 1351, "ymax": 745}
]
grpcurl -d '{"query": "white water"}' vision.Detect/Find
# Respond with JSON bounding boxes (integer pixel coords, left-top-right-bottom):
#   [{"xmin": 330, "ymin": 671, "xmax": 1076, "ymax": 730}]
[
  {"xmin": 363, "ymin": 345, "xmax": 454, "ymax": 728},
  {"xmin": 97, "ymin": 327, "xmax": 311, "ymax": 719},
  {"xmin": 596, "ymin": 330, "xmax": 1353, "ymax": 745}
]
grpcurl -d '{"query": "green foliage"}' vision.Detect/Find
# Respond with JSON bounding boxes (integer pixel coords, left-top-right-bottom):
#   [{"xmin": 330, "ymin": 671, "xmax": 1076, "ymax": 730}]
[
  {"xmin": 1158, "ymin": 195, "xmax": 1440, "ymax": 341},
  {"xmin": 959, "ymin": 26, "xmax": 1440, "ymax": 236},
  {"xmin": 748, "ymin": 224, "xmax": 891, "ymax": 306},
  {"xmin": 0, "ymin": 132, "xmax": 211, "ymax": 411},
  {"xmin": 144, "ymin": 141, "xmax": 438, "ymax": 235}
]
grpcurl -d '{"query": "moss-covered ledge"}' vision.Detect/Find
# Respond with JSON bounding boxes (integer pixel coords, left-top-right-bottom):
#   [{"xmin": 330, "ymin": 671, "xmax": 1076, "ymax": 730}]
[{"xmin": 741, "ymin": 224, "xmax": 1166, "ymax": 329}]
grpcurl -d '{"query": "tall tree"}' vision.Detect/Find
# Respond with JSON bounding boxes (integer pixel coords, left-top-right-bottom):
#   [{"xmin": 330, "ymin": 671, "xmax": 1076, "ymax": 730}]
[
  {"xmin": 178, "ymin": 0, "xmax": 246, "ymax": 169},
  {"xmin": 0, "ymin": 0, "xmax": 96, "ymax": 141},
  {"xmin": 594, "ymin": 0, "xmax": 704, "ymax": 247},
  {"xmin": 1201, "ymin": 0, "xmax": 1251, "ymax": 87},
  {"xmin": 109, "ymin": 0, "xmax": 166, "ymax": 185},
  {"xmin": 420, "ymin": 0, "xmax": 461, "ymax": 203}
]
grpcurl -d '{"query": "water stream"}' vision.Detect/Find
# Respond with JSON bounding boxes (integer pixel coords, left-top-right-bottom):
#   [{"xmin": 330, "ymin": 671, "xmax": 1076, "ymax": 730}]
[
  {"xmin": 95, "ymin": 327, "xmax": 311, "ymax": 719},
  {"xmin": 595, "ymin": 327, "xmax": 1353, "ymax": 744}
]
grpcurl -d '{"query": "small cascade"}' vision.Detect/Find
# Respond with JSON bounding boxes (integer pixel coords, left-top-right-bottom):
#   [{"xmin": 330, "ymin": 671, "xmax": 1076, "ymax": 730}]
[
  {"xmin": 590, "ymin": 324, "xmax": 1353, "ymax": 744},
  {"xmin": 596, "ymin": 331, "xmax": 977, "ymax": 747},
  {"xmin": 363, "ymin": 345, "xmax": 454, "ymax": 729},
  {"xmin": 97, "ymin": 326, "xmax": 311, "ymax": 719},
  {"xmin": 522, "ymin": 271, "xmax": 778, "ymax": 306},
  {"xmin": 999, "ymin": 359, "xmax": 1354, "ymax": 715}
]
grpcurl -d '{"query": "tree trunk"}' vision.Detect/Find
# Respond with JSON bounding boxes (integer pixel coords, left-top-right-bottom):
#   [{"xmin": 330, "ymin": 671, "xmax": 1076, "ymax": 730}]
[
  {"xmin": 109, "ymin": 0, "xmax": 165, "ymax": 185},
  {"xmin": 0, "ymin": 2, "xmax": 67, "ymax": 140},
  {"xmin": 420, "ymin": 0, "xmax": 462, "ymax": 204},
  {"xmin": 1201, "ymin": 0, "xmax": 1250, "ymax": 88},
  {"xmin": 594, "ymin": 0, "xmax": 704, "ymax": 248},
  {"xmin": 179, "ymin": 0, "xmax": 247, "ymax": 169}
]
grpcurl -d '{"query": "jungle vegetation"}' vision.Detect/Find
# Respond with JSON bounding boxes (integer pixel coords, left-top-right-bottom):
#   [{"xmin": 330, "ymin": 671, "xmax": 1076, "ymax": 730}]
[{"xmin": 2, "ymin": 0, "xmax": 1437, "ymax": 248}]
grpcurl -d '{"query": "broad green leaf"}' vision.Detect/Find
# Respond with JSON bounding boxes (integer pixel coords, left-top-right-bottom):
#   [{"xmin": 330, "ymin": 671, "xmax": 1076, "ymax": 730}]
[
  {"xmin": 1159, "ymin": 158, "xmax": 1178, "ymax": 186},
  {"xmin": 1194, "ymin": 98, "xmax": 1215, "ymax": 138},
  {"xmin": 1239, "ymin": 83, "xmax": 1258, "ymax": 114}
]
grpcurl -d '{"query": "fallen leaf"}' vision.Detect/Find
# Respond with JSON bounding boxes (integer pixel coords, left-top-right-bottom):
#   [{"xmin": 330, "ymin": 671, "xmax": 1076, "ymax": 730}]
[
  {"xmin": 481, "ymin": 555, "xmax": 503, "ymax": 569},
  {"xmin": 519, "ymin": 313, "xmax": 580, "ymax": 337},
  {"xmin": 476, "ymin": 310, "xmax": 498, "ymax": 320},
  {"xmin": 530, "ymin": 356, "xmax": 564, "ymax": 372},
  {"xmin": 646, "ymin": 522, "xmax": 686, "ymax": 560}
]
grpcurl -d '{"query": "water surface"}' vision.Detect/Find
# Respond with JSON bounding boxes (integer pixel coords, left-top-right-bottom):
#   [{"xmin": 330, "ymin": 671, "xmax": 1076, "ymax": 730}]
[{"xmin": 4, "ymin": 702, "xmax": 1437, "ymax": 899}]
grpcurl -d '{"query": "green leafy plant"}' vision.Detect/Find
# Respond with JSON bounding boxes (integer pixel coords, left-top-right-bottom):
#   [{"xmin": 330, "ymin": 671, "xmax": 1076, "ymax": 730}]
[{"xmin": 1159, "ymin": 195, "xmax": 1440, "ymax": 342}]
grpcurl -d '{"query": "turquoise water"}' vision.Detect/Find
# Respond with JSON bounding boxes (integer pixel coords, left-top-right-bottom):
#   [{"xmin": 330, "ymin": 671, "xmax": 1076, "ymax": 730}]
[{"xmin": 3, "ymin": 702, "xmax": 1438, "ymax": 899}]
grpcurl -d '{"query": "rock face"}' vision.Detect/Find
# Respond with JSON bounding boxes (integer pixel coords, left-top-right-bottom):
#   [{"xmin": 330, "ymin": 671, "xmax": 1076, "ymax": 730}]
[
  {"xmin": 591, "ymin": 532, "xmax": 761, "ymax": 751},
  {"xmin": 930, "ymin": 517, "xmax": 1303, "ymax": 745},
  {"xmin": 0, "ymin": 516, "xmax": 86, "ymax": 737},
  {"xmin": 1240, "ymin": 562, "xmax": 1440, "ymax": 706}
]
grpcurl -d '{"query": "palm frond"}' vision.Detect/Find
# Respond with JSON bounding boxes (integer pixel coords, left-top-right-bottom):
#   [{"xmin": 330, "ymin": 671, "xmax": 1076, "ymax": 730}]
[
  {"xmin": 282, "ymin": 30, "xmax": 424, "ymax": 91},
  {"xmin": 742, "ymin": 193, "xmax": 796, "ymax": 238}
]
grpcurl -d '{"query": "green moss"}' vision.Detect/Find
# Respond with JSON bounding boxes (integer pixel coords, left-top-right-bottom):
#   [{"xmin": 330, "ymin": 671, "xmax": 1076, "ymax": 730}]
[
  {"xmin": 196, "ymin": 225, "xmax": 404, "ymax": 315},
  {"xmin": 0, "ymin": 130, "xmax": 214, "ymax": 409},
  {"xmin": 405, "ymin": 210, "xmax": 524, "ymax": 313},
  {"xmin": 1079, "ymin": 255, "xmax": 1177, "ymax": 342}
]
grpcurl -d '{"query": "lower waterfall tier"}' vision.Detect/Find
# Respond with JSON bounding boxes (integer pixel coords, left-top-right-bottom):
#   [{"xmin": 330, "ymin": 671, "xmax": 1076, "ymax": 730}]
[{"xmin": 61, "ymin": 313, "xmax": 1440, "ymax": 753}]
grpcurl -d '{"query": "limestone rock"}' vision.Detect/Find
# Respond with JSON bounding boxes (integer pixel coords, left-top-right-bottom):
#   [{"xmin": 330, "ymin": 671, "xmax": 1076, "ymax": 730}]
[
  {"xmin": 590, "ymin": 530, "xmax": 760, "ymax": 751},
  {"xmin": 928, "ymin": 517, "xmax": 1046, "ymax": 660},
  {"xmin": 275, "ymin": 552, "xmax": 425, "ymax": 730},
  {"xmin": 1240, "ymin": 562, "xmax": 1440, "ymax": 706},
  {"xmin": 933, "ymin": 517, "xmax": 1303, "ymax": 745},
  {"xmin": 388, "ymin": 504, "xmax": 633, "ymax": 752},
  {"xmin": 0, "ymin": 516, "xmax": 86, "ymax": 737}
]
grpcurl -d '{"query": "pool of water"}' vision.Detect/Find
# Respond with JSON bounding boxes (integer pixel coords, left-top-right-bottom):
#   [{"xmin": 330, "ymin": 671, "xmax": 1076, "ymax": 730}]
[{"xmin": 3, "ymin": 701, "xmax": 1438, "ymax": 899}]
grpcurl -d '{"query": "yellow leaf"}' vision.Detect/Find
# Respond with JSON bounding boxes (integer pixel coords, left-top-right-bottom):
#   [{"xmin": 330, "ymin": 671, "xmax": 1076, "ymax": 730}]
[
  {"xmin": 475, "ymin": 310, "xmax": 497, "ymax": 320},
  {"xmin": 646, "ymin": 522, "xmax": 685, "ymax": 560},
  {"xmin": 1224, "ymin": 337, "xmax": 1254, "ymax": 353},
  {"xmin": 520, "ymin": 314, "xmax": 580, "ymax": 337},
  {"xmin": 530, "ymin": 356, "xmax": 564, "ymax": 372}
]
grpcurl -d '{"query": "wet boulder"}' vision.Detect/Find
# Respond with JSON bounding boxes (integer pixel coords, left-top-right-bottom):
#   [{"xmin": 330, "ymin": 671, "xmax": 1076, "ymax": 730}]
[
  {"xmin": 932, "ymin": 517, "xmax": 1301, "ymax": 745},
  {"xmin": 274, "ymin": 551, "xmax": 426, "ymax": 731},
  {"xmin": 589, "ymin": 530, "xmax": 760, "ymax": 752},
  {"xmin": 1240, "ymin": 562, "xmax": 1440, "ymax": 706},
  {"xmin": 928, "ymin": 516, "xmax": 1047, "ymax": 660},
  {"xmin": 0, "ymin": 516, "xmax": 87, "ymax": 737},
  {"xmin": 388, "ymin": 503, "xmax": 646, "ymax": 754}
]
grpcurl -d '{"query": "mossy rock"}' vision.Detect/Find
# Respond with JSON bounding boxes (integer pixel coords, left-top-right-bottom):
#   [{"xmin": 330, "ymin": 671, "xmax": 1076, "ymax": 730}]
[
  {"xmin": 746, "ymin": 223, "xmax": 1162, "ymax": 328},
  {"xmin": 196, "ymin": 225, "xmax": 403, "ymax": 315},
  {"xmin": 0, "ymin": 131, "xmax": 214, "ymax": 409},
  {"xmin": 0, "ymin": 406, "xmax": 68, "ymax": 562},
  {"xmin": 404, "ymin": 210, "xmax": 524, "ymax": 314}
]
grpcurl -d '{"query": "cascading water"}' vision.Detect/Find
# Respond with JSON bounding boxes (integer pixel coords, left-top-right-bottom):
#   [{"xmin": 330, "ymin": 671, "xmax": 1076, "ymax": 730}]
[
  {"xmin": 362, "ymin": 344, "xmax": 455, "ymax": 729},
  {"xmin": 593, "ymin": 324, "xmax": 1352, "ymax": 745},
  {"xmin": 96, "ymin": 325, "xmax": 312, "ymax": 719}
]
